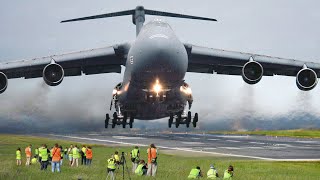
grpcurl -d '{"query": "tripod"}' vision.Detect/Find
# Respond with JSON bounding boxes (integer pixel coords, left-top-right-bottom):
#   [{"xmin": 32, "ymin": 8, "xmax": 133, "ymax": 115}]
[{"xmin": 120, "ymin": 152, "xmax": 131, "ymax": 180}]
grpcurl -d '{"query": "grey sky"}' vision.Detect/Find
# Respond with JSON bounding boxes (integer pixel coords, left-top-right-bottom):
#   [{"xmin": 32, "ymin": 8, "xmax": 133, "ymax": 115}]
[{"xmin": 0, "ymin": 0, "xmax": 320, "ymax": 131}]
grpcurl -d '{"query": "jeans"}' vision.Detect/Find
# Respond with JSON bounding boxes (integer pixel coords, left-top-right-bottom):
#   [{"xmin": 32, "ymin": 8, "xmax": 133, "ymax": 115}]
[
  {"xmin": 81, "ymin": 155, "xmax": 86, "ymax": 165},
  {"xmin": 86, "ymin": 158, "xmax": 92, "ymax": 165},
  {"xmin": 51, "ymin": 161, "xmax": 60, "ymax": 172},
  {"xmin": 40, "ymin": 161, "xmax": 48, "ymax": 170}
]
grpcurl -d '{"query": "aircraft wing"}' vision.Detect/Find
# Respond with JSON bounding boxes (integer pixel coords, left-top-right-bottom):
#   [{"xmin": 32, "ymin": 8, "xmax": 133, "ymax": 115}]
[
  {"xmin": 0, "ymin": 43, "xmax": 130, "ymax": 79},
  {"xmin": 184, "ymin": 44, "xmax": 320, "ymax": 77}
]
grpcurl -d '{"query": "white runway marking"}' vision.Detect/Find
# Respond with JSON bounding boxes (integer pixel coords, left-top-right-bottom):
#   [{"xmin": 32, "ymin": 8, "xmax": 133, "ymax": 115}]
[
  {"xmin": 219, "ymin": 147, "xmax": 241, "ymax": 150},
  {"xmin": 246, "ymin": 147, "xmax": 264, "ymax": 149},
  {"xmin": 226, "ymin": 140, "xmax": 240, "ymax": 143},
  {"xmin": 208, "ymin": 139, "xmax": 219, "ymax": 141},
  {"xmin": 191, "ymin": 137, "xmax": 200, "ymax": 140},
  {"xmin": 88, "ymin": 133, "xmax": 100, "ymax": 136},
  {"xmin": 50, "ymin": 135, "xmax": 320, "ymax": 161},
  {"xmin": 112, "ymin": 136, "xmax": 145, "ymax": 140},
  {"xmin": 216, "ymin": 135, "xmax": 248, "ymax": 138},
  {"xmin": 181, "ymin": 142, "xmax": 204, "ymax": 145},
  {"xmin": 203, "ymin": 147, "xmax": 217, "ymax": 150},
  {"xmin": 249, "ymin": 142, "xmax": 266, "ymax": 145},
  {"xmin": 295, "ymin": 140, "xmax": 319, "ymax": 144}
]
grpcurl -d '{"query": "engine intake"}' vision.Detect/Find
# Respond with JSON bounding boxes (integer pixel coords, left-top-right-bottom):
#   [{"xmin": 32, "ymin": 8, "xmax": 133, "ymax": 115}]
[
  {"xmin": 0, "ymin": 72, "xmax": 8, "ymax": 94},
  {"xmin": 242, "ymin": 59, "xmax": 263, "ymax": 84},
  {"xmin": 43, "ymin": 63, "xmax": 64, "ymax": 86},
  {"xmin": 296, "ymin": 68, "xmax": 318, "ymax": 91}
]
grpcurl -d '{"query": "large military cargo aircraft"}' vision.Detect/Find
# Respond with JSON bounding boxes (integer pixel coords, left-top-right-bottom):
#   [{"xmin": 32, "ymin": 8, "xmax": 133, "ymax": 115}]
[{"xmin": 1, "ymin": 6, "xmax": 319, "ymax": 128}]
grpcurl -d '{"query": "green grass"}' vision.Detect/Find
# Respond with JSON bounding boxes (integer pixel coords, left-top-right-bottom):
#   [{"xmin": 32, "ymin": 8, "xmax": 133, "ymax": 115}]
[
  {"xmin": 208, "ymin": 129, "xmax": 320, "ymax": 138},
  {"xmin": 0, "ymin": 134, "xmax": 320, "ymax": 180}
]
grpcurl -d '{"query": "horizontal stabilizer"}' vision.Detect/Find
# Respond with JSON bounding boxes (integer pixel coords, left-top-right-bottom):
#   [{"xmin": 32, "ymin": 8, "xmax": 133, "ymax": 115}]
[
  {"xmin": 61, "ymin": 10, "xmax": 135, "ymax": 23},
  {"xmin": 61, "ymin": 6, "xmax": 217, "ymax": 23},
  {"xmin": 144, "ymin": 9, "xmax": 217, "ymax": 21}
]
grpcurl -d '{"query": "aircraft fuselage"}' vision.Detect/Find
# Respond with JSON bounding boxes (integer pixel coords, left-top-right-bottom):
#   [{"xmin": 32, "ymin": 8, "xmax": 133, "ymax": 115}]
[{"xmin": 117, "ymin": 20, "xmax": 190, "ymax": 120}]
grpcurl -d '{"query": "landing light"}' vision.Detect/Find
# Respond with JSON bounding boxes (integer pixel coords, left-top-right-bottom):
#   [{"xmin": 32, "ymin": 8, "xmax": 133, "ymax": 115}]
[
  {"xmin": 153, "ymin": 80, "xmax": 162, "ymax": 95},
  {"xmin": 180, "ymin": 86, "xmax": 192, "ymax": 95},
  {"xmin": 112, "ymin": 89, "xmax": 117, "ymax": 95}
]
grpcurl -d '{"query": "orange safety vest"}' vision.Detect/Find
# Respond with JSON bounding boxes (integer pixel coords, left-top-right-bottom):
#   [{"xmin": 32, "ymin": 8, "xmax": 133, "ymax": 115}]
[
  {"xmin": 25, "ymin": 147, "xmax": 31, "ymax": 157},
  {"xmin": 147, "ymin": 148, "xmax": 157, "ymax": 164},
  {"xmin": 51, "ymin": 147, "xmax": 61, "ymax": 162},
  {"xmin": 86, "ymin": 149, "xmax": 92, "ymax": 159}
]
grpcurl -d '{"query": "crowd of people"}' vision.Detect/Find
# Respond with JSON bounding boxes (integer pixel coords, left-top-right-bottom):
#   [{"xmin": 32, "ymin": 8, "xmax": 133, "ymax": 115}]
[
  {"xmin": 16, "ymin": 143, "xmax": 234, "ymax": 179},
  {"xmin": 16, "ymin": 143, "xmax": 93, "ymax": 172},
  {"xmin": 106, "ymin": 143, "xmax": 158, "ymax": 180}
]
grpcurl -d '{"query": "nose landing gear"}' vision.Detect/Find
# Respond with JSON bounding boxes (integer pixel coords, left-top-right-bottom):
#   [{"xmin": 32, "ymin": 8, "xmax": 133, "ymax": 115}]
[{"xmin": 168, "ymin": 111, "xmax": 198, "ymax": 128}]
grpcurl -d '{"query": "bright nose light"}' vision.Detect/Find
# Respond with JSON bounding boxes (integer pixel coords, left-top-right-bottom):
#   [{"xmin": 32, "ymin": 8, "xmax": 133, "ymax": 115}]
[{"xmin": 153, "ymin": 79, "xmax": 162, "ymax": 95}]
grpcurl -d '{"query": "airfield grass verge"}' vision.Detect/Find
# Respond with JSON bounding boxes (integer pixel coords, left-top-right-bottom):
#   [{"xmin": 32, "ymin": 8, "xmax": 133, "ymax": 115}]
[
  {"xmin": 208, "ymin": 129, "xmax": 320, "ymax": 138},
  {"xmin": 0, "ymin": 134, "xmax": 319, "ymax": 180}
]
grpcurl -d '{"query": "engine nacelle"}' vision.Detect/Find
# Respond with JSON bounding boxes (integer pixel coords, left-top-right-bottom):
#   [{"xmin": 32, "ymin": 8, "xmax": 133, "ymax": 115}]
[
  {"xmin": 296, "ymin": 68, "xmax": 318, "ymax": 91},
  {"xmin": 43, "ymin": 63, "xmax": 64, "ymax": 86},
  {"xmin": 242, "ymin": 59, "xmax": 263, "ymax": 84},
  {"xmin": 0, "ymin": 72, "xmax": 8, "ymax": 94}
]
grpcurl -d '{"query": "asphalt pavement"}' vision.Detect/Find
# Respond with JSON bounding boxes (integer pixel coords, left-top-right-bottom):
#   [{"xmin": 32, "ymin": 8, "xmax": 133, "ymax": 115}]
[{"xmin": 46, "ymin": 132, "xmax": 320, "ymax": 161}]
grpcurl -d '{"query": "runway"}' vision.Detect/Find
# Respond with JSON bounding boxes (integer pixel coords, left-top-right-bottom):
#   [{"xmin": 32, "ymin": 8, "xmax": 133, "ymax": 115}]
[{"xmin": 47, "ymin": 132, "xmax": 320, "ymax": 161}]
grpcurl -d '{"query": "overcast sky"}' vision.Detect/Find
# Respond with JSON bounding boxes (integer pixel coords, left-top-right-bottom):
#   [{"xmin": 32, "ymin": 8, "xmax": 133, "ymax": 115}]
[{"xmin": 0, "ymin": 0, "xmax": 320, "ymax": 131}]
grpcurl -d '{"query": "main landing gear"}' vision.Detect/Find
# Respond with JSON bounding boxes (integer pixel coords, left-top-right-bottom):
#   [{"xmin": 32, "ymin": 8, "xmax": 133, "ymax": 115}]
[
  {"xmin": 105, "ymin": 112, "xmax": 134, "ymax": 129},
  {"xmin": 168, "ymin": 111, "xmax": 198, "ymax": 128}
]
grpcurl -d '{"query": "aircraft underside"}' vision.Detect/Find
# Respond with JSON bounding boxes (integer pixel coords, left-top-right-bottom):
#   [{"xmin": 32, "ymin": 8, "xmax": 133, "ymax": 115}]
[{"xmin": 104, "ymin": 81, "xmax": 198, "ymax": 129}]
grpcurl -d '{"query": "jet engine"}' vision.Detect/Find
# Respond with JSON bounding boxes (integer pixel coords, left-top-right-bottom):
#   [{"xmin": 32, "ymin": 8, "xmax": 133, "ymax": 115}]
[
  {"xmin": 296, "ymin": 67, "xmax": 318, "ymax": 91},
  {"xmin": 43, "ymin": 62, "xmax": 64, "ymax": 86},
  {"xmin": 242, "ymin": 58, "xmax": 263, "ymax": 84},
  {"xmin": 0, "ymin": 72, "xmax": 8, "ymax": 94}
]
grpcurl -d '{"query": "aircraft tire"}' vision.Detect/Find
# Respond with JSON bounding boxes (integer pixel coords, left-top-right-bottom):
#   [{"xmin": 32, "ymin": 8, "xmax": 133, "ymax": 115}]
[
  {"xmin": 176, "ymin": 113, "xmax": 181, "ymax": 128},
  {"xmin": 193, "ymin": 113, "xmax": 198, "ymax": 127},
  {"xmin": 105, "ymin": 114, "xmax": 109, "ymax": 128},
  {"xmin": 186, "ymin": 111, "xmax": 191, "ymax": 128}
]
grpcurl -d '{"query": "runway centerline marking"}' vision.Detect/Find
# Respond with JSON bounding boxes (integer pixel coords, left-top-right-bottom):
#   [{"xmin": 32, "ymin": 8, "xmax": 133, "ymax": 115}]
[
  {"xmin": 49, "ymin": 135, "xmax": 320, "ymax": 162},
  {"xmin": 208, "ymin": 139, "xmax": 219, "ymax": 141}
]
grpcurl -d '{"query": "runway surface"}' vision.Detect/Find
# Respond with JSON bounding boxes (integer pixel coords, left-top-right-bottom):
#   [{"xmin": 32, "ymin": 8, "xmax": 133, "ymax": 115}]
[{"xmin": 47, "ymin": 132, "xmax": 320, "ymax": 161}]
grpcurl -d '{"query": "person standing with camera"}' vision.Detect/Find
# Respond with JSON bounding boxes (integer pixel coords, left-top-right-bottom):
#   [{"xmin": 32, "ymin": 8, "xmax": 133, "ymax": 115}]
[{"xmin": 147, "ymin": 144, "xmax": 158, "ymax": 177}]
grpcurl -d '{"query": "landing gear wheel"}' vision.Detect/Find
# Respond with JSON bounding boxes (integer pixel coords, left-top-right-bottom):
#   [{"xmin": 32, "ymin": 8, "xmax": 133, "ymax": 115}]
[
  {"xmin": 122, "ymin": 113, "xmax": 127, "ymax": 128},
  {"xmin": 176, "ymin": 113, "xmax": 181, "ymax": 128},
  {"xmin": 112, "ymin": 112, "xmax": 117, "ymax": 128},
  {"xmin": 105, "ymin": 114, "xmax": 110, "ymax": 128},
  {"xmin": 168, "ymin": 114, "xmax": 173, "ymax": 128},
  {"xmin": 129, "ymin": 116, "xmax": 134, "ymax": 129},
  {"xmin": 186, "ymin": 111, "xmax": 191, "ymax": 128},
  {"xmin": 193, "ymin": 113, "xmax": 198, "ymax": 128}
]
